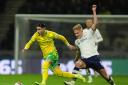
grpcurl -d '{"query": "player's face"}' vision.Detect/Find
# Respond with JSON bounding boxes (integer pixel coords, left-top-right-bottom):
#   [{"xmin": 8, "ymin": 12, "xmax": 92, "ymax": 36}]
[
  {"xmin": 37, "ymin": 26, "xmax": 45, "ymax": 34},
  {"xmin": 73, "ymin": 29, "xmax": 83, "ymax": 38},
  {"xmin": 85, "ymin": 19, "xmax": 93, "ymax": 28}
]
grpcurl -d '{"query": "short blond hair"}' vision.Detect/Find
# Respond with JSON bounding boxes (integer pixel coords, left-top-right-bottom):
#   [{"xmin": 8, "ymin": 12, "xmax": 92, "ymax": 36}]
[{"xmin": 73, "ymin": 24, "xmax": 83, "ymax": 30}]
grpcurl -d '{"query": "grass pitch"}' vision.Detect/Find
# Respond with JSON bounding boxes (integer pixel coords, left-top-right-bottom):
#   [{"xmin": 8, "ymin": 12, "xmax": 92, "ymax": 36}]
[{"xmin": 0, "ymin": 74, "xmax": 127, "ymax": 85}]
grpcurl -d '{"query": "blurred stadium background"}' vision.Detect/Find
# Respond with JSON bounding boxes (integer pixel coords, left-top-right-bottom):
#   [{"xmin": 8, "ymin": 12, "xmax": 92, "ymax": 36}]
[{"xmin": 0, "ymin": 0, "xmax": 128, "ymax": 85}]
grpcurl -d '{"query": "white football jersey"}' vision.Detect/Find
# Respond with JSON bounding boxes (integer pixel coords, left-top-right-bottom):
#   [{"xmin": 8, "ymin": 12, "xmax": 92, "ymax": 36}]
[
  {"xmin": 93, "ymin": 29, "xmax": 103, "ymax": 50},
  {"xmin": 75, "ymin": 28, "xmax": 99, "ymax": 58}
]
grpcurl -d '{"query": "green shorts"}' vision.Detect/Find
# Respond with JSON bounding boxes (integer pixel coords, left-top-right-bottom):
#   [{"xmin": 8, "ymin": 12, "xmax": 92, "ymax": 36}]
[{"xmin": 44, "ymin": 52, "xmax": 59, "ymax": 71}]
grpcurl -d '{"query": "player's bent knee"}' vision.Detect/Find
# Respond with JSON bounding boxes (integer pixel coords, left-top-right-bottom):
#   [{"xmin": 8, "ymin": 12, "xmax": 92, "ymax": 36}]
[
  {"xmin": 75, "ymin": 60, "xmax": 86, "ymax": 68},
  {"xmin": 75, "ymin": 63, "xmax": 82, "ymax": 67},
  {"xmin": 54, "ymin": 69, "xmax": 63, "ymax": 76},
  {"xmin": 75, "ymin": 61, "xmax": 82, "ymax": 67}
]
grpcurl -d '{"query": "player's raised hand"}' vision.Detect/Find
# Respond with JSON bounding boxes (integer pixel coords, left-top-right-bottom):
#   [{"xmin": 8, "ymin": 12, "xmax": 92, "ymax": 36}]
[{"xmin": 92, "ymin": 4, "xmax": 97, "ymax": 11}]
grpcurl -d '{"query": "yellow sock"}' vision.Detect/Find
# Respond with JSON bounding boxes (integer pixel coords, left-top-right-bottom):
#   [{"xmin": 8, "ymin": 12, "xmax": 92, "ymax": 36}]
[
  {"xmin": 41, "ymin": 61, "xmax": 50, "ymax": 83},
  {"xmin": 62, "ymin": 72, "xmax": 76, "ymax": 78},
  {"xmin": 54, "ymin": 66, "xmax": 76, "ymax": 78}
]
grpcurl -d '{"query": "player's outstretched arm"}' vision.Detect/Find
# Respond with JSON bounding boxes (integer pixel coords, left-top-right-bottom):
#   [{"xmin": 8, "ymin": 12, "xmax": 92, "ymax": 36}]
[
  {"xmin": 23, "ymin": 33, "xmax": 37, "ymax": 51},
  {"xmin": 56, "ymin": 34, "xmax": 76, "ymax": 50},
  {"xmin": 91, "ymin": 5, "xmax": 97, "ymax": 31}
]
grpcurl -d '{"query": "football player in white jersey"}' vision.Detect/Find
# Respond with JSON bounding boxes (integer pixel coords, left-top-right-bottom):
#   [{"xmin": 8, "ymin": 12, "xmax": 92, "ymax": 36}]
[
  {"xmin": 64, "ymin": 5, "xmax": 116, "ymax": 85},
  {"xmin": 84, "ymin": 17, "xmax": 103, "ymax": 83}
]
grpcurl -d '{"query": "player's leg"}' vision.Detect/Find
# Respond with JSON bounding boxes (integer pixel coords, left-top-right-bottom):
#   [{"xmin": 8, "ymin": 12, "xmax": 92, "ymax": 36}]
[
  {"xmin": 35, "ymin": 60, "xmax": 51, "ymax": 85},
  {"xmin": 41, "ymin": 60, "xmax": 51, "ymax": 85},
  {"xmin": 94, "ymin": 70, "xmax": 98, "ymax": 77},
  {"xmin": 51, "ymin": 58, "xmax": 84, "ymax": 79},
  {"xmin": 86, "ymin": 68, "xmax": 92, "ymax": 83},
  {"xmin": 64, "ymin": 67, "xmax": 80, "ymax": 85},
  {"xmin": 64, "ymin": 59, "xmax": 86, "ymax": 85},
  {"xmin": 35, "ymin": 52, "xmax": 57, "ymax": 85},
  {"xmin": 53, "ymin": 65, "xmax": 85, "ymax": 82},
  {"xmin": 39, "ymin": 52, "xmax": 58, "ymax": 85},
  {"xmin": 71, "ymin": 59, "xmax": 85, "ymax": 80},
  {"xmin": 91, "ymin": 55, "xmax": 116, "ymax": 85},
  {"xmin": 97, "ymin": 68, "xmax": 116, "ymax": 85}
]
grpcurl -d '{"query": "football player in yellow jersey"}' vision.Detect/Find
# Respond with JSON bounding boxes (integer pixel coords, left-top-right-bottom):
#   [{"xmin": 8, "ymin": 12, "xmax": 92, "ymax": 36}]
[{"xmin": 22, "ymin": 23, "xmax": 85, "ymax": 85}]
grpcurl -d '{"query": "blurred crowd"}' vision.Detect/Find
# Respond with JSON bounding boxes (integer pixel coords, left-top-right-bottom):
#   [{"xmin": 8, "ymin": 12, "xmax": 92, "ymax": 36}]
[{"xmin": 17, "ymin": 0, "xmax": 128, "ymax": 14}]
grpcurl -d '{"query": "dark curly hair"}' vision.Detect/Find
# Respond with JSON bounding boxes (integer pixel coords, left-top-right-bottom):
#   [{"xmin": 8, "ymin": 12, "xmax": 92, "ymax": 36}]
[{"xmin": 36, "ymin": 23, "xmax": 47, "ymax": 28}]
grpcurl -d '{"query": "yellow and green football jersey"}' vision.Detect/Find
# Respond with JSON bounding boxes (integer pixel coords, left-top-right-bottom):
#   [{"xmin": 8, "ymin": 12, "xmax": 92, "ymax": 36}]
[{"xmin": 24, "ymin": 30, "xmax": 69, "ymax": 58}]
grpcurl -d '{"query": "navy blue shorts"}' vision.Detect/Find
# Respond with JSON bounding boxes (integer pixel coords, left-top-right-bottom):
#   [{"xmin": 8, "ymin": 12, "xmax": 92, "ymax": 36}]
[{"xmin": 81, "ymin": 55, "xmax": 104, "ymax": 71}]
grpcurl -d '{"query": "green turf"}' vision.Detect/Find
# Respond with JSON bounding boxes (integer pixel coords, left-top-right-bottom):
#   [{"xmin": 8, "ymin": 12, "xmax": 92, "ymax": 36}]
[{"xmin": 0, "ymin": 74, "xmax": 127, "ymax": 85}]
